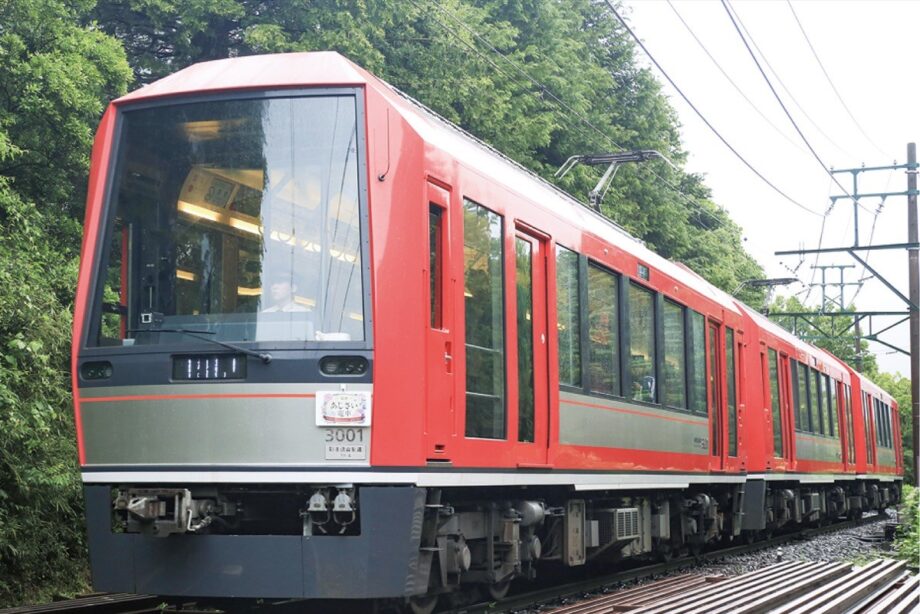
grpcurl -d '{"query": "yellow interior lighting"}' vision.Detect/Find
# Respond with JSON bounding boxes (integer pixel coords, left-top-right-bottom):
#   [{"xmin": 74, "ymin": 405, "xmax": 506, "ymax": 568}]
[
  {"xmin": 177, "ymin": 200, "xmax": 262, "ymax": 236},
  {"xmin": 176, "ymin": 269, "xmax": 198, "ymax": 281}
]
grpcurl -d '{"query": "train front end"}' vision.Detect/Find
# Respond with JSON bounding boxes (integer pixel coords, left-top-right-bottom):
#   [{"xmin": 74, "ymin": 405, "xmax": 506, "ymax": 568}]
[{"xmin": 72, "ymin": 59, "xmax": 427, "ymax": 600}]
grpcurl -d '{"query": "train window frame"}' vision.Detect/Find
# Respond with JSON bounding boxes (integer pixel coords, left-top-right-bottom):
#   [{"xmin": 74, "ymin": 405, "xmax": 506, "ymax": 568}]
[
  {"xmin": 725, "ymin": 327, "xmax": 737, "ymax": 456},
  {"xmin": 844, "ymin": 384, "xmax": 855, "ymax": 462},
  {"xmin": 83, "ymin": 86, "xmax": 374, "ymax": 354},
  {"xmin": 462, "ymin": 198, "xmax": 507, "ymax": 440},
  {"xmin": 429, "ymin": 204, "xmax": 444, "ymax": 329},
  {"xmin": 767, "ymin": 348, "xmax": 783, "ymax": 458},
  {"xmin": 662, "ymin": 298, "xmax": 687, "ymax": 411},
  {"xmin": 627, "ymin": 281, "xmax": 658, "ymax": 405},
  {"xmin": 688, "ymin": 310, "xmax": 707, "ymax": 416},
  {"xmin": 585, "ymin": 261, "xmax": 622, "ymax": 399},
  {"xmin": 810, "ymin": 368, "xmax": 824, "ymax": 435},
  {"xmin": 555, "ymin": 245, "xmax": 582, "ymax": 389}
]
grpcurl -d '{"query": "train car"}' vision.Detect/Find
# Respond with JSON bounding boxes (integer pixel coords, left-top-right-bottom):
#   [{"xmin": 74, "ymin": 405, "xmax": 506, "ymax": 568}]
[{"xmin": 71, "ymin": 52, "xmax": 902, "ymax": 611}]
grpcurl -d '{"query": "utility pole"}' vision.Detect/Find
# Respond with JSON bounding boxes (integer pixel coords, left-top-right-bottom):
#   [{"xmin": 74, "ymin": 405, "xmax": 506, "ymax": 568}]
[
  {"xmin": 771, "ymin": 144, "xmax": 920, "ymax": 482},
  {"xmin": 810, "ymin": 264, "xmax": 857, "ymax": 309},
  {"xmin": 908, "ymin": 143, "xmax": 918, "ymax": 483}
]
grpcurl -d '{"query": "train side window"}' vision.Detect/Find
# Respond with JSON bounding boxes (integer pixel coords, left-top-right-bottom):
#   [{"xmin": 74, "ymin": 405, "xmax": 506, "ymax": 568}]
[
  {"xmin": 825, "ymin": 375, "xmax": 836, "ymax": 437},
  {"xmin": 884, "ymin": 403, "xmax": 892, "ymax": 448},
  {"xmin": 429, "ymin": 205, "xmax": 443, "ymax": 329},
  {"xmin": 555, "ymin": 246, "xmax": 581, "ymax": 387},
  {"xmin": 863, "ymin": 393, "xmax": 873, "ymax": 462},
  {"xmin": 587, "ymin": 264, "xmax": 620, "ymax": 396},
  {"xmin": 725, "ymin": 328, "xmax": 737, "ymax": 456},
  {"xmin": 463, "ymin": 199, "xmax": 505, "ymax": 439},
  {"xmin": 873, "ymin": 398, "xmax": 881, "ymax": 446},
  {"xmin": 811, "ymin": 369, "xmax": 824, "ymax": 435},
  {"xmin": 628, "ymin": 283, "xmax": 657, "ymax": 403},
  {"xmin": 768, "ymin": 349, "xmax": 783, "ymax": 457},
  {"xmin": 689, "ymin": 311, "xmax": 707, "ymax": 414},
  {"xmin": 796, "ymin": 362, "xmax": 809, "ymax": 431},
  {"xmin": 845, "ymin": 384, "xmax": 855, "ymax": 461},
  {"xmin": 663, "ymin": 300, "xmax": 686, "ymax": 409}
]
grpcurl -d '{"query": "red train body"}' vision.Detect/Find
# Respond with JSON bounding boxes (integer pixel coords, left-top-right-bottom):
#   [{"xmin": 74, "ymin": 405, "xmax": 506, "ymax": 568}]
[{"xmin": 72, "ymin": 52, "xmax": 902, "ymax": 608}]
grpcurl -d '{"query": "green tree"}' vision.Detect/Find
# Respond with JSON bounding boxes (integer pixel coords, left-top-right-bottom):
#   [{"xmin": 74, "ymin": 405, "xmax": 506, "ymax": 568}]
[
  {"xmin": 0, "ymin": 0, "xmax": 131, "ymax": 604},
  {"xmin": 89, "ymin": 0, "xmax": 766, "ymax": 301},
  {"xmin": 768, "ymin": 296, "xmax": 879, "ymax": 377}
]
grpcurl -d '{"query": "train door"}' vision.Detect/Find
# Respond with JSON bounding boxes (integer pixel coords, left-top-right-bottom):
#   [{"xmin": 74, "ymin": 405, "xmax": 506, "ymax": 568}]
[
  {"xmin": 707, "ymin": 320, "xmax": 725, "ymax": 471},
  {"xmin": 425, "ymin": 181, "xmax": 455, "ymax": 459},
  {"xmin": 778, "ymin": 353, "xmax": 794, "ymax": 466},
  {"xmin": 512, "ymin": 228, "xmax": 550, "ymax": 465}
]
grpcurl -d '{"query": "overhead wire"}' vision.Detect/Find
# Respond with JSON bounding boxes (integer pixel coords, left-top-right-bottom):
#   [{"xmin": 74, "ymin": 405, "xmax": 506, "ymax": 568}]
[
  {"xmin": 724, "ymin": 1, "xmax": 861, "ymax": 162},
  {"xmin": 785, "ymin": 0, "xmax": 890, "ymax": 160},
  {"xmin": 411, "ymin": 0, "xmax": 727, "ymax": 231},
  {"xmin": 722, "ymin": 0, "xmax": 856, "ymax": 205},
  {"xmin": 665, "ymin": 0, "xmax": 808, "ymax": 157},
  {"xmin": 603, "ymin": 0, "xmax": 823, "ymax": 218},
  {"xmin": 849, "ymin": 169, "xmax": 894, "ymax": 304}
]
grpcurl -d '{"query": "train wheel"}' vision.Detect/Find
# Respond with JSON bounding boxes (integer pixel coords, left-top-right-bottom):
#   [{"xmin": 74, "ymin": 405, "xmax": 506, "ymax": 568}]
[
  {"xmin": 408, "ymin": 594, "xmax": 439, "ymax": 614},
  {"xmin": 486, "ymin": 579, "xmax": 512, "ymax": 601}
]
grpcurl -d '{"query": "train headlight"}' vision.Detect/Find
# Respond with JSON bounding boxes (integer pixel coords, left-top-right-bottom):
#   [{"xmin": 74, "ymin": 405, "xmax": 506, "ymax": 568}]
[{"xmin": 320, "ymin": 356, "xmax": 368, "ymax": 376}]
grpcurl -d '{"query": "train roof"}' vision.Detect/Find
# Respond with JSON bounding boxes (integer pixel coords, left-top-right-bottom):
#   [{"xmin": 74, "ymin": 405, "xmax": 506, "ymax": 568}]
[
  {"xmin": 113, "ymin": 51, "xmax": 740, "ymax": 316},
  {"xmin": 111, "ymin": 51, "xmax": 896, "ymax": 405}
]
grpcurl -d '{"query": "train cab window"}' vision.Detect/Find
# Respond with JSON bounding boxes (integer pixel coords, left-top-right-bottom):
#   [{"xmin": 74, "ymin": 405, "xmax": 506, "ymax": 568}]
[
  {"xmin": 587, "ymin": 264, "xmax": 620, "ymax": 396},
  {"xmin": 768, "ymin": 349, "xmax": 783, "ymax": 457},
  {"xmin": 556, "ymin": 247, "xmax": 581, "ymax": 387},
  {"xmin": 663, "ymin": 300, "xmax": 686, "ymax": 409},
  {"xmin": 92, "ymin": 94, "xmax": 367, "ymax": 347},
  {"xmin": 628, "ymin": 283, "xmax": 656, "ymax": 403},
  {"xmin": 845, "ymin": 384, "xmax": 856, "ymax": 461},
  {"xmin": 463, "ymin": 199, "xmax": 506, "ymax": 439},
  {"xmin": 429, "ymin": 205, "xmax": 443, "ymax": 329},
  {"xmin": 725, "ymin": 328, "xmax": 737, "ymax": 456},
  {"xmin": 810, "ymin": 368, "xmax": 824, "ymax": 434},
  {"xmin": 689, "ymin": 311, "xmax": 707, "ymax": 414}
]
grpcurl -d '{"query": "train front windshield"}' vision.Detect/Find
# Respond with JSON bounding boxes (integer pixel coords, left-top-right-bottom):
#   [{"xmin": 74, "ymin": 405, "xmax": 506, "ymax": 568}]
[{"xmin": 90, "ymin": 94, "xmax": 367, "ymax": 347}]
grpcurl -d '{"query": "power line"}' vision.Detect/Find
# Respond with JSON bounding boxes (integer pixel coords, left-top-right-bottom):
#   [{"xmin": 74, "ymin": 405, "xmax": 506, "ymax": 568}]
[
  {"xmin": 724, "ymin": 1, "xmax": 861, "ymax": 162},
  {"xmin": 604, "ymin": 0, "xmax": 823, "ymax": 218},
  {"xmin": 785, "ymin": 0, "xmax": 889, "ymax": 160},
  {"xmin": 665, "ymin": 0, "xmax": 807, "ymax": 156},
  {"xmin": 411, "ymin": 0, "xmax": 726, "ymax": 231},
  {"xmin": 721, "ymin": 0, "xmax": 857, "ymax": 205}
]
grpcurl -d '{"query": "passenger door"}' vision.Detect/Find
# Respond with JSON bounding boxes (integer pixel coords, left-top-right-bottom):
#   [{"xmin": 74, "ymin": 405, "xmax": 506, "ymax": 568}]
[
  {"xmin": 707, "ymin": 320, "xmax": 725, "ymax": 471},
  {"xmin": 424, "ymin": 181, "xmax": 454, "ymax": 459},
  {"xmin": 512, "ymin": 228, "xmax": 550, "ymax": 465}
]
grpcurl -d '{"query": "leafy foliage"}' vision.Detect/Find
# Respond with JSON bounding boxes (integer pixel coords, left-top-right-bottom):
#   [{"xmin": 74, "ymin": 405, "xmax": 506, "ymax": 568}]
[
  {"xmin": 88, "ymin": 0, "xmax": 767, "ymax": 301},
  {"xmin": 768, "ymin": 296, "xmax": 879, "ymax": 377},
  {"xmin": 894, "ymin": 484, "xmax": 918, "ymax": 567},
  {"xmin": 0, "ymin": 0, "xmax": 130, "ymax": 605}
]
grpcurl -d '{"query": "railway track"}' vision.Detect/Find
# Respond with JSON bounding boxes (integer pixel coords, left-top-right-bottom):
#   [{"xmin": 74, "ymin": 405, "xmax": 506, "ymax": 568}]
[
  {"xmin": 459, "ymin": 513, "xmax": 892, "ymax": 614},
  {"xmin": 0, "ymin": 514, "xmax": 893, "ymax": 614}
]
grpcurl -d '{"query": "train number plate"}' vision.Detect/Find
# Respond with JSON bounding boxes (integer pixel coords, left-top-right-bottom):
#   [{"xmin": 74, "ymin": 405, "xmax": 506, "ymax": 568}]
[{"xmin": 324, "ymin": 428, "xmax": 367, "ymax": 460}]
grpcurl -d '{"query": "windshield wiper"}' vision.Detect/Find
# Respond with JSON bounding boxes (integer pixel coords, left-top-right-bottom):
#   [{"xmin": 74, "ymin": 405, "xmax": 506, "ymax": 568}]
[{"xmin": 126, "ymin": 328, "xmax": 273, "ymax": 364}]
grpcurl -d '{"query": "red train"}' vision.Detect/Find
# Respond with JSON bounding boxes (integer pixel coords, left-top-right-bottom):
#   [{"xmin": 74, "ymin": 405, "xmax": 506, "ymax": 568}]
[{"xmin": 71, "ymin": 52, "xmax": 902, "ymax": 611}]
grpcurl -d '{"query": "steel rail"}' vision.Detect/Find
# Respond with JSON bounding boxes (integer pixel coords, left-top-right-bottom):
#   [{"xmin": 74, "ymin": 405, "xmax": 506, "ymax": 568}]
[{"xmin": 460, "ymin": 513, "xmax": 889, "ymax": 614}]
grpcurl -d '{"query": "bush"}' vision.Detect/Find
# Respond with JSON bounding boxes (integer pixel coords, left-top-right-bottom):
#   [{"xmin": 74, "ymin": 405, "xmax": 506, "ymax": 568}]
[{"xmin": 894, "ymin": 484, "xmax": 919, "ymax": 568}]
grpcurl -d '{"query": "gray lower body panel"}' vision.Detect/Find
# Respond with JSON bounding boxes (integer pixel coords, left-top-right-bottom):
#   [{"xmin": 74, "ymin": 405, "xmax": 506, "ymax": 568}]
[{"xmin": 84, "ymin": 484, "xmax": 428, "ymax": 599}]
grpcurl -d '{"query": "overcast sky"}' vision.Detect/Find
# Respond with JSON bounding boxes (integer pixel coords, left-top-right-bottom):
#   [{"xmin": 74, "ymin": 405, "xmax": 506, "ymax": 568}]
[{"xmin": 621, "ymin": 0, "xmax": 919, "ymax": 375}]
